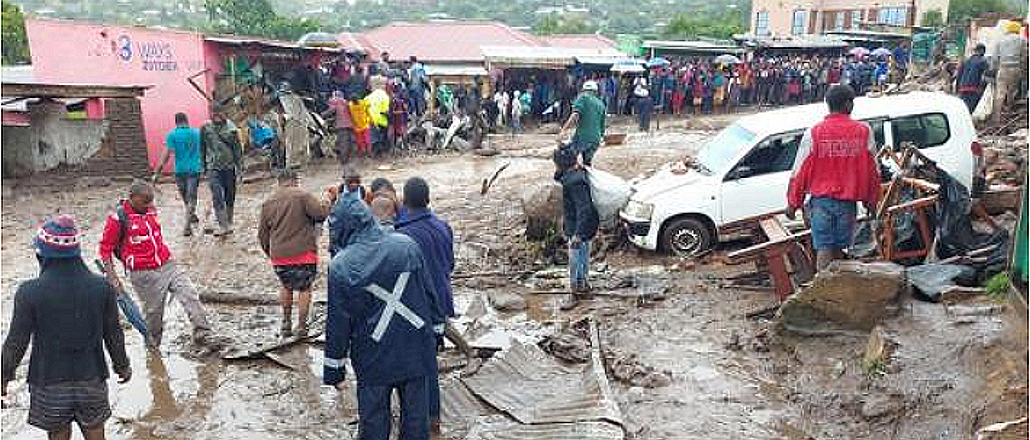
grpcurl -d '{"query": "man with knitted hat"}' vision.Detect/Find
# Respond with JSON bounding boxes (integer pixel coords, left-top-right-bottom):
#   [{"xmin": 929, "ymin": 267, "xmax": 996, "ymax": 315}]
[
  {"xmin": 3, "ymin": 215, "xmax": 131, "ymax": 440},
  {"xmin": 99, "ymin": 180, "xmax": 216, "ymax": 348}
]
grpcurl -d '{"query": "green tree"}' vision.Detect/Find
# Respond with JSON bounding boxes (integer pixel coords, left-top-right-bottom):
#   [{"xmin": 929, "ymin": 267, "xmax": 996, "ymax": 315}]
[
  {"xmin": 664, "ymin": 11, "xmax": 746, "ymax": 40},
  {"xmin": 920, "ymin": 9, "xmax": 944, "ymax": 28},
  {"xmin": 948, "ymin": 0, "xmax": 1017, "ymax": 24},
  {"xmin": 205, "ymin": 0, "xmax": 319, "ymax": 41},
  {"xmin": 2, "ymin": 0, "xmax": 30, "ymax": 65},
  {"xmin": 533, "ymin": 14, "xmax": 596, "ymax": 35}
]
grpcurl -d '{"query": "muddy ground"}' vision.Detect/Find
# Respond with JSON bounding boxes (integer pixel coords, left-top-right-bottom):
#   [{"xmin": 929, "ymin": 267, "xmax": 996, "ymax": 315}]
[{"xmin": 1, "ymin": 113, "xmax": 1026, "ymax": 440}]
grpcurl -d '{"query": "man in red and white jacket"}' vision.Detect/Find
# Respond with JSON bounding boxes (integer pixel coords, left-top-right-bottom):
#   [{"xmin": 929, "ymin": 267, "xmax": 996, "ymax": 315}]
[
  {"xmin": 787, "ymin": 84, "xmax": 880, "ymax": 270},
  {"xmin": 100, "ymin": 180, "xmax": 214, "ymax": 348}
]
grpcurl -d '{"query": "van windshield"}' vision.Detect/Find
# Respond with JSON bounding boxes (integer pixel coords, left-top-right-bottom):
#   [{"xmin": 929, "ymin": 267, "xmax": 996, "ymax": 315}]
[{"xmin": 695, "ymin": 124, "xmax": 756, "ymax": 175}]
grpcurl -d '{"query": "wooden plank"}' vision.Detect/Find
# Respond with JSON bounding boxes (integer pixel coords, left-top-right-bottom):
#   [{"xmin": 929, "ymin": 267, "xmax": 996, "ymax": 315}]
[
  {"xmin": 759, "ymin": 218, "xmax": 790, "ymax": 241},
  {"xmin": 2, "ymin": 82, "xmax": 149, "ymax": 98},
  {"xmin": 886, "ymin": 196, "xmax": 938, "ymax": 214}
]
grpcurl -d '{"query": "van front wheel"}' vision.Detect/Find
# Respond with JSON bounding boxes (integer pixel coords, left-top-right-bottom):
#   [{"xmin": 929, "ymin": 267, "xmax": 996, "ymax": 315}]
[{"xmin": 661, "ymin": 217, "xmax": 713, "ymax": 257}]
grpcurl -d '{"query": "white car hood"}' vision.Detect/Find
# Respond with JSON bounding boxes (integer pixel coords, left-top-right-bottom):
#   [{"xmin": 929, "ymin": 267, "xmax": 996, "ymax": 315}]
[{"xmin": 631, "ymin": 165, "xmax": 710, "ymax": 201}]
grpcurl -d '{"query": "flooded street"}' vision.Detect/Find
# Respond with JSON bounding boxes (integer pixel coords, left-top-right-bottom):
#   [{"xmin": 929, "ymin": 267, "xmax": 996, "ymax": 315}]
[{"xmin": 2, "ymin": 114, "xmax": 1025, "ymax": 440}]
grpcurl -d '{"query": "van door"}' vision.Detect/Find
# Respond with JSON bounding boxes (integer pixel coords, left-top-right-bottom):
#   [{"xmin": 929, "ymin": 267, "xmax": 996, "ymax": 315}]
[{"xmin": 719, "ymin": 130, "xmax": 804, "ymax": 225}]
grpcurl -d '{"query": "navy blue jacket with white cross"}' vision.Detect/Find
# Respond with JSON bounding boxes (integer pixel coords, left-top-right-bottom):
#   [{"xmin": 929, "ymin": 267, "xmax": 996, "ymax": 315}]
[{"xmin": 323, "ymin": 193, "xmax": 442, "ymax": 386}]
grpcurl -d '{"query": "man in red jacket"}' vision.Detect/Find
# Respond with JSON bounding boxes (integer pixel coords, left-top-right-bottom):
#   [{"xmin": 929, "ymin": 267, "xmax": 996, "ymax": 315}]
[
  {"xmin": 99, "ymin": 180, "xmax": 215, "ymax": 348},
  {"xmin": 787, "ymin": 84, "xmax": 880, "ymax": 270}
]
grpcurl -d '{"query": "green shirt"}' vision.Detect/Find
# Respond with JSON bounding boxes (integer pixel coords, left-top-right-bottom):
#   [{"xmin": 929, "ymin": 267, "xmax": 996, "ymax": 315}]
[
  {"xmin": 572, "ymin": 93, "xmax": 606, "ymax": 146},
  {"xmin": 200, "ymin": 120, "xmax": 242, "ymax": 171}
]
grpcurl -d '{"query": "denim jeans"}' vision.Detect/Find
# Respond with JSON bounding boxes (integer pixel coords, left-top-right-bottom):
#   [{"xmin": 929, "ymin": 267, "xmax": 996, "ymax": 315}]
[
  {"xmin": 174, "ymin": 172, "xmax": 199, "ymax": 221},
  {"xmin": 807, "ymin": 197, "xmax": 857, "ymax": 251},
  {"xmin": 207, "ymin": 168, "xmax": 236, "ymax": 228},
  {"xmin": 568, "ymin": 239, "xmax": 591, "ymax": 288}
]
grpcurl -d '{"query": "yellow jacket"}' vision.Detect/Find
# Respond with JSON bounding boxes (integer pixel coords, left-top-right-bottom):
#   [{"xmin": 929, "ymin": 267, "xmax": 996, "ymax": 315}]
[
  {"xmin": 348, "ymin": 100, "xmax": 371, "ymax": 131},
  {"xmin": 364, "ymin": 89, "xmax": 390, "ymax": 128}
]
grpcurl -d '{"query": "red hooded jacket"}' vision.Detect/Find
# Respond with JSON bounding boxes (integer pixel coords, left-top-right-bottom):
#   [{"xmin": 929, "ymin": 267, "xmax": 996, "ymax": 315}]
[
  {"xmin": 787, "ymin": 113, "xmax": 881, "ymax": 209},
  {"xmin": 98, "ymin": 200, "xmax": 172, "ymax": 271}
]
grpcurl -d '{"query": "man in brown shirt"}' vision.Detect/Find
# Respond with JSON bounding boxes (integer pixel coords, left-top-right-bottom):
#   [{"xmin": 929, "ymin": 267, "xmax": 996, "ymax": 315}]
[{"xmin": 259, "ymin": 169, "xmax": 334, "ymax": 337}]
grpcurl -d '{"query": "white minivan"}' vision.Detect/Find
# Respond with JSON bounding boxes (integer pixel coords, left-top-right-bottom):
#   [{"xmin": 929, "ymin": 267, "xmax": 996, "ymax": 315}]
[{"xmin": 620, "ymin": 92, "xmax": 983, "ymax": 256}]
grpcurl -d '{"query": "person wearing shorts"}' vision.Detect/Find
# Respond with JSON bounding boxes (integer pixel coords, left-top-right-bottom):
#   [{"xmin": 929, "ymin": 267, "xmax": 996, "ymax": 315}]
[
  {"xmin": 787, "ymin": 84, "xmax": 880, "ymax": 270},
  {"xmin": 259, "ymin": 169, "xmax": 334, "ymax": 336},
  {"xmin": 3, "ymin": 216, "xmax": 131, "ymax": 440}
]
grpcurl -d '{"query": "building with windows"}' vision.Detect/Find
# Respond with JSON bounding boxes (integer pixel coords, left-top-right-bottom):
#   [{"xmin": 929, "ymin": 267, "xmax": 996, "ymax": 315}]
[{"xmin": 750, "ymin": 0, "xmax": 950, "ymax": 36}]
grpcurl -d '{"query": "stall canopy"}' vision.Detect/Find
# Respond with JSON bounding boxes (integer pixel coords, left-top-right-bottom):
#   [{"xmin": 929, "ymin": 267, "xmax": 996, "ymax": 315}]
[
  {"xmin": 733, "ymin": 34, "xmax": 850, "ymax": 51},
  {"xmin": 641, "ymin": 40, "xmax": 745, "ymax": 57},
  {"xmin": 483, "ymin": 46, "xmax": 627, "ymax": 70},
  {"xmin": 424, "ymin": 64, "xmax": 489, "ymax": 77}
]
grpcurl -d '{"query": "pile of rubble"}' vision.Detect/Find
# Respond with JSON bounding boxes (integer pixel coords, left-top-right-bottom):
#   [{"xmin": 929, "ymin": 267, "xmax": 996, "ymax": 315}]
[{"xmin": 982, "ymin": 128, "xmax": 1028, "ymax": 187}]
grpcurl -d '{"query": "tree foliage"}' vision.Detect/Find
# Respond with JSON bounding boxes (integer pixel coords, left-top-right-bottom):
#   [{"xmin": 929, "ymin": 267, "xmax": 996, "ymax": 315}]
[
  {"xmin": 664, "ymin": 11, "xmax": 745, "ymax": 40},
  {"xmin": 947, "ymin": 0, "xmax": 1021, "ymax": 24},
  {"xmin": 204, "ymin": 0, "xmax": 319, "ymax": 41},
  {"xmin": 2, "ymin": 0, "xmax": 30, "ymax": 64},
  {"xmin": 533, "ymin": 14, "xmax": 595, "ymax": 35}
]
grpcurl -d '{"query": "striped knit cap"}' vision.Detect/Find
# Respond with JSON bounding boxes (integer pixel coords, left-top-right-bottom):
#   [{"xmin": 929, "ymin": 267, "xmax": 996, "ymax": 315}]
[{"xmin": 33, "ymin": 215, "xmax": 81, "ymax": 258}]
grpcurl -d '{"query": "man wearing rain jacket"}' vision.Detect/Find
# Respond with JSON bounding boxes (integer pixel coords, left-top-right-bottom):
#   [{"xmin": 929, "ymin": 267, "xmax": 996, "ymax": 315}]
[{"xmin": 323, "ymin": 192, "xmax": 442, "ymax": 440}]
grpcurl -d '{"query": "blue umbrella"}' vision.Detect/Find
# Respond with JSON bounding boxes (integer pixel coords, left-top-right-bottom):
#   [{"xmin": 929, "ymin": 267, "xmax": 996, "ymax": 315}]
[
  {"xmin": 647, "ymin": 57, "xmax": 670, "ymax": 68},
  {"xmin": 95, "ymin": 259, "xmax": 150, "ymax": 345}
]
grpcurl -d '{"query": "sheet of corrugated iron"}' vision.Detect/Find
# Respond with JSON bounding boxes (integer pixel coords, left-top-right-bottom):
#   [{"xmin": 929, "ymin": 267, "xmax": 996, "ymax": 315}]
[
  {"xmin": 461, "ymin": 340, "xmax": 623, "ymax": 426},
  {"xmin": 466, "ymin": 416, "xmax": 623, "ymax": 440}
]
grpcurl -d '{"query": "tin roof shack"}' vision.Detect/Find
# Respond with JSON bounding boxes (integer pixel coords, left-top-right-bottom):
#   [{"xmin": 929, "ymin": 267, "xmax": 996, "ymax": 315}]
[{"xmin": 1, "ymin": 82, "xmax": 150, "ymax": 178}]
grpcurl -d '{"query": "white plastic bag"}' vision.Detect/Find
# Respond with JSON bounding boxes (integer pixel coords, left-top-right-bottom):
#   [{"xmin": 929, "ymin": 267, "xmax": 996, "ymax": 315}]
[
  {"xmin": 586, "ymin": 166, "xmax": 631, "ymax": 223},
  {"xmin": 973, "ymin": 82, "xmax": 994, "ymax": 122}
]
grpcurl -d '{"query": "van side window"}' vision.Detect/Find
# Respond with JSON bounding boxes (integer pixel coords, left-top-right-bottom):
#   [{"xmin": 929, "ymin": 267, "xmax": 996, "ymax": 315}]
[
  {"xmin": 726, "ymin": 131, "xmax": 803, "ymax": 180},
  {"xmin": 891, "ymin": 113, "xmax": 950, "ymax": 149}
]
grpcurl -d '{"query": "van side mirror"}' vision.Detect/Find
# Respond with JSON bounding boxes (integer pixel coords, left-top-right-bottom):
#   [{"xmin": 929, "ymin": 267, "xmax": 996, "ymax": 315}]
[{"xmin": 727, "ymin": 165, "xmax": 753, "ymax": 181}]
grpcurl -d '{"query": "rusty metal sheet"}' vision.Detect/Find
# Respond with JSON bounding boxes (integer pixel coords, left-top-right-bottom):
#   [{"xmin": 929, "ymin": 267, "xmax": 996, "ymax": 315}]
[
  {"xmin": 440, "ymin": 379, "xmax": 622, "ymax": 440},
  {"xmin": 466, "ymin": 416, "xmax": 623, "ymax": 440},
  {"xmin": 461, "ymin": 340, "xmax": 623, "ymax": 426}
]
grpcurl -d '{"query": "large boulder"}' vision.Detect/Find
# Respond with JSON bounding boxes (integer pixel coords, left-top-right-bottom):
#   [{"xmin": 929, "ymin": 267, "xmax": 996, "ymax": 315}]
[
  {"xmin": 521, "ymin": 183, "xmax": 563, "ymax": 241},
  {"xmin": 778, "ymin": 261, "xmax": 905, "ymax": 334}
]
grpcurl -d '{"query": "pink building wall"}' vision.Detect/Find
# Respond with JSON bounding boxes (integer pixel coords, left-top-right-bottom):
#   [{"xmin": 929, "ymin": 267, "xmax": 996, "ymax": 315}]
[{"xmin": 26, "ymin": 19, "xmax": 212, "ymax": 172}]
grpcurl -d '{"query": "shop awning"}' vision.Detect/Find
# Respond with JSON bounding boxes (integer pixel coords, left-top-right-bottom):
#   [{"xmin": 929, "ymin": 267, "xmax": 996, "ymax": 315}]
[
  {"xmin": 574, "ymin": 54, "xmax": 645, "ymax": 66},
  {"xmin": 424, "ymin": 64, "xmax": 489, "ymax": 77},
  {"xmin": 483, "ymin": 46, "xmax": 627, "ymax": 70}
]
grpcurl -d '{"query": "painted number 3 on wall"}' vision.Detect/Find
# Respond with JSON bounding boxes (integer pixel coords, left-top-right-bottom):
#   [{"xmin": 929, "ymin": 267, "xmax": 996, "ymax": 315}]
[{"xmin": 117, "ymin": 35, "xmax": 132, "ymax": 62}]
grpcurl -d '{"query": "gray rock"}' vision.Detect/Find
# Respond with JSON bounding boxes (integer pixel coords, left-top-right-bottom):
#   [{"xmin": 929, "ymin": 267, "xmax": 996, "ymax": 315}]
[
  {"xmin": 861, "ymin": 393, "xmax": 903, "ymax": 419},
  {"xmin": 487, "ymin": 291, "xmax": 527, "ymax": 312},
  {"xmin": 778, "ymin": 261, "xmax": 904, "ymax": 334},
  {"xmin": 907, "ymin": 264, "xmax": 977, "ymax": 302}
]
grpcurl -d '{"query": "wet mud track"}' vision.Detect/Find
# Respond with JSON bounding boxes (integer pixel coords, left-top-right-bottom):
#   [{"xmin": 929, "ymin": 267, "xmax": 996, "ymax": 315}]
[{"xmin": 2, "ymin": 115, "xmax": 1025, "ymax": 439}]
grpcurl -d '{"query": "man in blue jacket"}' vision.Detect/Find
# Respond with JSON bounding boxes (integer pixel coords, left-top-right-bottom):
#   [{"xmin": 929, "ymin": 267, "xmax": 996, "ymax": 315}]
[
  {"xmin": 323, "ymin": 193, "xmax": 441, "ymax": 440},
  {"xmin": 395, "ymin": 177, "xmax": 476, "ymax": 434}
]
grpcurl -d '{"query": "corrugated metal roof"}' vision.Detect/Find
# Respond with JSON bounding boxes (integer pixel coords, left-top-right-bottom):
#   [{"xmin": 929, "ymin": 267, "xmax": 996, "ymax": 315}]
[
  {"xmin": 461, "ymin": 340, "xmax": 623, "ymax": 426},
  {"xmin": 362, "ymin": 21, "xmax": 543, "ymax": 63}
]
